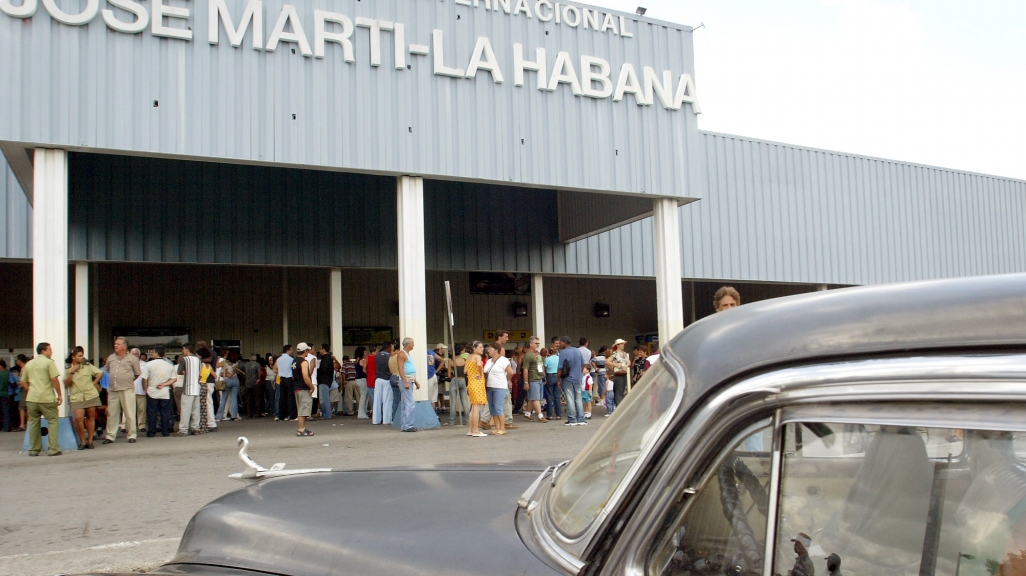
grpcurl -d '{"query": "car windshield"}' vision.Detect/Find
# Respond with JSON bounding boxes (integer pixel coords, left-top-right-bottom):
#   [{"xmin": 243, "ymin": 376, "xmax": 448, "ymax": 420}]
[{"xmin": 548, "ymin": 361, "xmax": 682, "ymax": 538}]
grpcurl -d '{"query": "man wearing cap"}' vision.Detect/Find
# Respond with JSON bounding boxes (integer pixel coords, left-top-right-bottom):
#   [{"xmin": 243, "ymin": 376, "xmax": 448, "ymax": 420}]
[
  {"xmin": 608, "ymin": 339, "xmax": 630, "ymax": 414},
  {"xmin": 787, "ymin": 532, "xmax": 815, "ymax": 576},
  {"xmin": 522, "ymin": 337, "xmax": 546, "ymax": 422},
  {"xmin": 294, "ymin": 343, "xmax": 316, "ymax": 436}
]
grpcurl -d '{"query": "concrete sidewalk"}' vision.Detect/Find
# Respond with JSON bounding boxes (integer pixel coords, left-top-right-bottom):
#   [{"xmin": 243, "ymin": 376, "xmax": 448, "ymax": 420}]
[{"xmin": 0, "ymin": 413, "xmax": 599, "ymax": 576}]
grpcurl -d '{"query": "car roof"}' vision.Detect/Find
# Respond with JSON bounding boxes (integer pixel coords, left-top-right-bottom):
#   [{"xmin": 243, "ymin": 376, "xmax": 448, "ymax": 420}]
[{"xmin": 667, "ymin": 273, "xmax": 1026, "ymax": 414}]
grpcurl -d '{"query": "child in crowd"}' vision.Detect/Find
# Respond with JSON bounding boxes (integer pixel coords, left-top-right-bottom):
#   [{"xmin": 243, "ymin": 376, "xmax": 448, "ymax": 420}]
[
  {"xmin": 582, "ymin": 365, "xmax": 593, "ymax": 420},
  {"xmin": 605, "ymin": 370, "xmax": 616, "ymax": 417}
]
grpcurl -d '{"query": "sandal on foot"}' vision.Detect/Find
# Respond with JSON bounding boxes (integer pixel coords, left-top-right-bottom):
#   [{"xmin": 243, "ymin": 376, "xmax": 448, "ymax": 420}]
[{"xmin": 296, "ymin": 429, "xmax": 315, "ymax": 437}]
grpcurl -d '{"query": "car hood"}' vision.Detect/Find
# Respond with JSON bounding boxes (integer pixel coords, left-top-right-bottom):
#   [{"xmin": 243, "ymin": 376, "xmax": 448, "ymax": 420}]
[{"xmin": 166, "ymin": 462, "xmax": 562, "ymax": 576}]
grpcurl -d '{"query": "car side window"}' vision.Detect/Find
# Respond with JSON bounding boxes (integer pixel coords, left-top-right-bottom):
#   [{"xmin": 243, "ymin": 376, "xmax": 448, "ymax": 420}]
[
  {"xmin": 658, "ymin": 424, "xmax": 774, "ymax": 576},
  {"xmin": 774, "ymin": 422, "xmax": 1026, "ymax": 576}
]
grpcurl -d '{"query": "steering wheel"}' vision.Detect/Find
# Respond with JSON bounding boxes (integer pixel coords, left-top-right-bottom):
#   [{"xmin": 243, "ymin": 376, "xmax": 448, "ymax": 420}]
[
  {"xmin": 666, "ymin": 456, "xmax": 769, "ymax": 575},
  {"xmin": 716, "ymin": 455, "xmax": 769, "ymax": 573}
]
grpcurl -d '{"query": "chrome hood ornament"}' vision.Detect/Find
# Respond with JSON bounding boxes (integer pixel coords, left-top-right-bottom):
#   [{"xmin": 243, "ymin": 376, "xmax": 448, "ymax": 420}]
[{"xmin": 229, "ymin": 436, "xmax": 332, "ymax": 481}]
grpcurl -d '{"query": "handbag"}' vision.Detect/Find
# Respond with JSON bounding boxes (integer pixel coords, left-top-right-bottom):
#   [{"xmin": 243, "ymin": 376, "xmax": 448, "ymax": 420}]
[{"xmin": 215, "ymin": 378, "xmax": 227, "ymax": 392}]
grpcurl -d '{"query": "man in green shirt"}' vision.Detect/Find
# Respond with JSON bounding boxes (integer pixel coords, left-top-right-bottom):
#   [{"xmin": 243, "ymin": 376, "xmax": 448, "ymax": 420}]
[
  {"xmin": 521, "ymin": 336, "xmax": 546, "ymax": 423},
  {"xmin": 23, "ymin": 342, "xmax": 63, "ymax": 456}
]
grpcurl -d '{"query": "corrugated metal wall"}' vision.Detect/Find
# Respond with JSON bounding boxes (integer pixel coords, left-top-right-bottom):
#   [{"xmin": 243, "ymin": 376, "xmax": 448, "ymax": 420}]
[
  {"xmin": 678, "ymin": 132, "xmax": 1026, "ymax": 285},
  {"xmin": 565, "ymin": 132, "xmax": 1026, "ymax": 285},
  {"xmin": 0, "ymin": 262, "xmax": 32, "ymax": 349},
  {"xmin": 0, "ymin": 260, "xmax": 821, "ymax": 357},
  {"xmin": 425, "ymin": 272, "xmax": 658, "ymax": 350},
  {"xmin": 68, "ymin": 154, "xmax": 397, "ymax": 267},
  {"xmin": 92, "ymin": 264, "xmax": 327, "ymax": 359},
  {"xmin": 4, "ymin": 134, "xmax": 1024, "ymax": 286},
  {"xmin": 1, "ymin": 159, "xmax": 30, "ymax": 259},
  {"xmin": 0, "ymin": 0, "xmax": 701, "ymax": 198}
]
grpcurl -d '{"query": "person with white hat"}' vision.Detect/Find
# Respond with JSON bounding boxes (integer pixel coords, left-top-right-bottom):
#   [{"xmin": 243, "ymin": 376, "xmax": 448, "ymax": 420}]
[
  {"xmin": 293, "ymin": 342, "xmax": 316, "ymax": 437},
  {"xmin": 608, "ymin": 339, "xmax": 630, "ymax": 415}
]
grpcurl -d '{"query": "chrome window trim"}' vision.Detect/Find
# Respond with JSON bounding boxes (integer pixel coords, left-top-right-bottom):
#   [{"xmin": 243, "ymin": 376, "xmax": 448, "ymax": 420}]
[
  {"xmin": 761, "ymin": 409, "xmax": 784, "ymax": 576},
  {"xmin": 779, "ymin": 402, "xmax": 1026, "ymax": 433},
  {"xmin": 600, "ymin": 353, "xmax": 1026, "ymax": 576}
]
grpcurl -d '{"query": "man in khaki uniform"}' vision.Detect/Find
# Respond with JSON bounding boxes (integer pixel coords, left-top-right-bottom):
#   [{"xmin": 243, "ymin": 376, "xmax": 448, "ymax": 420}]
[
  {"xmin": 104, "ymin": 337, "xmax": 141, "ymax": 444},
  {"xmin": 23, "ymin": 342, "xmax": 63, "ymax": 456}
]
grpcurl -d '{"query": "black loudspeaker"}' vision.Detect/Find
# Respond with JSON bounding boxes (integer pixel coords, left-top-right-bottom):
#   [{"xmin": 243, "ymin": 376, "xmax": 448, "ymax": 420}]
[
  {"xmin": 512, "ymin": 301, "xmax": 529, "ymax": 317},
  {"xmin": 594, "ymin": 303, "xmax": 611, "ymax": 318}
]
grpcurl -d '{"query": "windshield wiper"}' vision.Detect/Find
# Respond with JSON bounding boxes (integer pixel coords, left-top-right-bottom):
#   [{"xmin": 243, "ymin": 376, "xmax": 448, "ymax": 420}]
[{"xmin": 550, "ymin": 459, "xmax": 572, "ymax": 487}]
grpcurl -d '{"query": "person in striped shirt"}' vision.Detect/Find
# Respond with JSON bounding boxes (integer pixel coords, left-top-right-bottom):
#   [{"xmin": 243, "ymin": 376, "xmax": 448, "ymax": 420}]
[{"xmin": 174, "ymin": 344, "xmax": 203, "ymax": 436}]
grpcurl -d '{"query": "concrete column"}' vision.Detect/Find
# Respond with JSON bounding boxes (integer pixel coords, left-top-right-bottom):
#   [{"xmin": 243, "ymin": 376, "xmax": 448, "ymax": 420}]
[
  {"xmin": 74, "ymin": 262, "xmax": 89, "ymax": 356},
  {"xmin": 396, "ymin": 176, "xmax": 429, "ymax": 401},
  {"xmin": 531, "ymin": 274, "xmax": 545, "ymax": 345},
  {"xmin": 817, "ymin": 284, "xmax": 829, "ymax": 292},
  {"xmin": 330, "ymin": 269, "xmax": 344, "ymax": 357},
  {"xmin": 653, "ymin": 198, "xmax": 685, "ymax": 347},
  {"xmin": 31, "ymin": 150, "xmax": 72, "ymax": 433}
]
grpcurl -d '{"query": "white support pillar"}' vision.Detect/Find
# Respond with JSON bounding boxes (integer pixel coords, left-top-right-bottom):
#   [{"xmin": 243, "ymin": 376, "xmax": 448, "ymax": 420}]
[
  {"xmin": 330, "ymin": 269, "xmax": 344, "ymax": 357},
  {"xmin": 74, "ymin": 263, "xmax": 89, "ymax": 356},
  {"xmin": 817, "ymin": 284, "xmax": 829, "ymax": 292},
  {"xmin": 653, "ymin": 198, "xmax": 685, "ymax": 348},
  {"xmin": 396, "ymin": 176, "xmax": 429, "ymax": 401},
  {"xmin": 531, "ymin": 274, "xmax": 545, "ymax": 345},
  {"xmin": 33, "ymin": 149, "xmax": 69, "ymax": 417}
]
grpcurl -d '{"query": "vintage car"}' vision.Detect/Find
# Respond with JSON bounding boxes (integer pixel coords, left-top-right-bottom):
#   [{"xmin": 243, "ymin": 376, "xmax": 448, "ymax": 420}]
[{"xmin": 94, "ymin": 274, "xmax": 1026, "ymax": 576}]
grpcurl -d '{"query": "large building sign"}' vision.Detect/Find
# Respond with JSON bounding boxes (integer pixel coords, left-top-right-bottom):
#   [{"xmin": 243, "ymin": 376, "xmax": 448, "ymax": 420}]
[
  {"xmin": 1, "ymin": 0, "xmax": 700, "ymax": 111},
  {"xmin": 0, "ymin": 0, "xmax": 704, "ymax": 197}
]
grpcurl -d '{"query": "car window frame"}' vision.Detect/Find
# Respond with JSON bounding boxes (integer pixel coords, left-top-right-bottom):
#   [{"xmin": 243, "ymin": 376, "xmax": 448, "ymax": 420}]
[{"xmin": 590, "ymin": 353, "xmax": 1026, "ymax": 576}]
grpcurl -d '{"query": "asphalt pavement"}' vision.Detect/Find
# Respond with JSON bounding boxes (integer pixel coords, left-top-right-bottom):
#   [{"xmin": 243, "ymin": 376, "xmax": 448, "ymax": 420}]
[{"xmin": 0, "ymin": 410, "xmax": 601, "ymax": 576}]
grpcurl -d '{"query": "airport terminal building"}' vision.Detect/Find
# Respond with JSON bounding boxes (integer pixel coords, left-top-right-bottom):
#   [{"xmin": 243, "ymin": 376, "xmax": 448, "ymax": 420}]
[{"xmin": 1, "ymin": 0, "xmax": 1024, "ymax": 403}]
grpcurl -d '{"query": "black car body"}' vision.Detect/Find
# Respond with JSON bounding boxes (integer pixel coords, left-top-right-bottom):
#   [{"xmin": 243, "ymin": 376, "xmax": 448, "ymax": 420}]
[{"xmin": 92, "ymin": 274, "xmax": 1026, "ymax": 576}]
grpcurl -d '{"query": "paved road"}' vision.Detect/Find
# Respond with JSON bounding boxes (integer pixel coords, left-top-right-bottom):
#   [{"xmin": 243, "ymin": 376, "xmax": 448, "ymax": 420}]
[{"xmin": 0, "ymin": 412, "xmax": 601, "ymax": 576}]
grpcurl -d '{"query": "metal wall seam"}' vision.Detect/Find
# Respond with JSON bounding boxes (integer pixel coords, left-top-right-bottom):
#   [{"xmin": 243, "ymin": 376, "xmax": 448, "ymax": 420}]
[{"xmin": 1, "ymin": 161, "xmax": 30, "ymax": 259}]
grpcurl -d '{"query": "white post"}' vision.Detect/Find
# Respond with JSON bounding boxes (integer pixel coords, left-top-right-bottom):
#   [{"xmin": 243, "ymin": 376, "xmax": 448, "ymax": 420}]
[
  {"xmin": 653, "ymin": 198, "xmax": 684, "ymax": 348},
  {"xmin": 330, "ymin": 268, "xmax": 344, "ymax": 357},
  {"xmin": 75, "ymin": 262, "xmax": 89, "ymax": 356},
  {"xmin": 531, "ymin": 274, "xmax": 545, "ymax": 345},
  {"xmin": 33, "ymin": 149, "xmax": 69, "ymax": 417},
  {"xmin": 282, "ymin": 268, "xmax": 289, "ymax": 346},
  {"xmin": 817, "ymin": 284, "xmax": 829, "ymax": 292},
  {"xmin": 397, "ymin": 176, "xmax": 428, "ymax": 401}
]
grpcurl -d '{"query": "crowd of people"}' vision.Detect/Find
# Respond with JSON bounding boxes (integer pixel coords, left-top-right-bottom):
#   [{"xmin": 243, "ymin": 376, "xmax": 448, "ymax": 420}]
[{"xmin": 3, "ymin": 287, "xmax": 744, "ymax": 452}]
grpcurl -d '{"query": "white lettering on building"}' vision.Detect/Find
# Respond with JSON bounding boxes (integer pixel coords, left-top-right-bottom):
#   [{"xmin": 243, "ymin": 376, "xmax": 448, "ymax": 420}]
[{"xmin": 1, "ymin": 0, "xmax": 701, "ymax": 114}]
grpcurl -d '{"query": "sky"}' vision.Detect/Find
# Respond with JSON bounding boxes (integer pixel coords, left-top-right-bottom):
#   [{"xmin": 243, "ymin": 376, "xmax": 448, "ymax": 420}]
[{"xmin": 584, "ymin": 0, "xmax": 1026, "ymax": 180}]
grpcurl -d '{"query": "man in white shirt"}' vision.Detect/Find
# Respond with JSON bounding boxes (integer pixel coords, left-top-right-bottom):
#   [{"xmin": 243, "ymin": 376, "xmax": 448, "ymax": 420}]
[
  {"xmin": 132, "ymin": 348, "xmax": 148, "ymax": 433},
  {"xmin": 143, "ymin": 347, "xmax": 176, "ymax": 437},
  {"xmin": 175, "ymin": 344, "xmax": 203, "ymax": 436}
]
